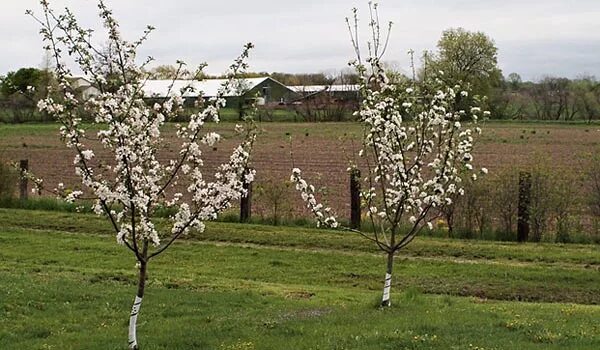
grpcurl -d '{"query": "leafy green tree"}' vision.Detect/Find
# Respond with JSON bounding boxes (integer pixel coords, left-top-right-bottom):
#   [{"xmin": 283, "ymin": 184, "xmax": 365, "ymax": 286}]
[
  {"xmin": 145, "ymin": 64, "xmax": 203, "ymax": 80},
  {"xmin": 528, "ymin": 76, "xmax": 577, "ymax": 121},
  {"xmin": 0, "ymin": 68, "xmax": 46, "ymax": 97},
  {"xmin": 507, "ymin": 73, "xmax": 522, "ymax": 90},
  {"xmin": 485, "ymin": 74, "xmax": 529, "ymax": 120},
  {"xmin": 0, "ymin": 67, "xmax": 56, "ymax": 122},
  {"xmin": 572, "ymin": 76, "xmax": 600, "ymax": 123},
  {"xmin": 269, "ymin": 72, "xmax": 334, "ymax": 86},
  {"xmin": 423, "ymin": 28, "xmax": 502, "ymax": 109}
]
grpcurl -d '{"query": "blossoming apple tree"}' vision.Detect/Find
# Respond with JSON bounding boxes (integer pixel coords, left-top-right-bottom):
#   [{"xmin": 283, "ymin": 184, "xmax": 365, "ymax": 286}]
[
  {"xmin": 29, "ymin": 1, "xmax": 256, "ymax": 348},
  {"xmin": 291, "ymin": 4, "xmax": 486, "ymax": 307}
]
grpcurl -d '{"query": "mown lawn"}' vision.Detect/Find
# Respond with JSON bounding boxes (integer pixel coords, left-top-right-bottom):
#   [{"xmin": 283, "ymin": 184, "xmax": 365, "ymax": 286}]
[{"xmin": 1, "ymin": 208, "xmax": 600, "ymax": 349}]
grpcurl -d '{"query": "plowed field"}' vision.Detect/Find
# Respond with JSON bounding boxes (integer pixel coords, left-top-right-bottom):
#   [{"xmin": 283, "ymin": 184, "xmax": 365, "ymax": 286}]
[{"xmin": 1, "ymin": 122, "xmax": 599, "ymax": 220}]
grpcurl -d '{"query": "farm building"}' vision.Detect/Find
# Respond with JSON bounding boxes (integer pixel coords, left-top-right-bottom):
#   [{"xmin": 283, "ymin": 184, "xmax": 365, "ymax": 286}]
[
  {"xmin": 287, "ymin": 84, "xmax": 360, "ymax": 122},
  {"xmin": 142, "ymin": 77, "xmax": 297, "ymax": 107},
  {"xmin": 68, "ymin": 76, "xmax": 100, "ymax": 100},
  {"xmin": 290, "ymin": 84, "xmax": 360, "ymax": 103},
  {"xmin": 65, "ymin": 76, "xmax": 297, "ymax": 109}
]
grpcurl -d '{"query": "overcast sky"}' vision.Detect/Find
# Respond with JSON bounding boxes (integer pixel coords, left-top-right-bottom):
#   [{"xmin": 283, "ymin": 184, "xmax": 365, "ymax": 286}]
[{"xmin": 2, "ymin": 0, "xmax": 599, "ymax": 81}]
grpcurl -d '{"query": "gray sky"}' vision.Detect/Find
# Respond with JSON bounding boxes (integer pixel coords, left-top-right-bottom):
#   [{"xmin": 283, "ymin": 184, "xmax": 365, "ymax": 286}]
[{"xmin": 2, "ymin": 0, "xmax": 599, "ymax": 81}]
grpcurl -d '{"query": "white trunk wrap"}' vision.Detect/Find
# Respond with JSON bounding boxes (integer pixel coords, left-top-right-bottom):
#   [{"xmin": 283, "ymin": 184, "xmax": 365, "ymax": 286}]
[
  {"xmin": 128, "ymin": 296, "xmax": 143, "ymax": 349},
  {"xmin": 382, "ymin": 273, "xmax": 392, "ymax": 305}
]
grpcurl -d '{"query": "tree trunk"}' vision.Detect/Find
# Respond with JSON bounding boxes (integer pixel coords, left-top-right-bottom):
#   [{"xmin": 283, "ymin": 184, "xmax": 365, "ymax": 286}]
[
  {"xmin": 349, "ymin": 169, "xmax": 361, "ymax": 230},
  {"xmin": 517, "ymin": 172, "xmax": 531, "ymax": 243},
  {"xmin": 240, "ymin": 168, "xmax": 252, "ymax": 223},
  {"xmin": 381, "ymin": 251, "xmax": 394, "ymax": 307},
  {"xmin": 129, "ymin": 243, "xmax": 148, "ymax": 350},
  {"xmin": 445, "ymin": 209, "xmax": 454, "ymax": 236}
]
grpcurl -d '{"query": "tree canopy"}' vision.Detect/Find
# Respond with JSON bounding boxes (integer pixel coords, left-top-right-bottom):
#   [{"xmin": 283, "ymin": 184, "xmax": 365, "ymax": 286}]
[
  {"xmin": 0, "ymin": 67, "xmax": 47, "ymax": 97},
  {"xmin": 424, "ymin": 28, "xmax": 502, "ymax": 100}
]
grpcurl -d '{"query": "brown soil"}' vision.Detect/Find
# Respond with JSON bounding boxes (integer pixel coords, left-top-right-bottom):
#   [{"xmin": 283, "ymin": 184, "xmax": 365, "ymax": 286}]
[{"xmin": 1, "ymin": 122, "xmax": 599, "ymax": 222}]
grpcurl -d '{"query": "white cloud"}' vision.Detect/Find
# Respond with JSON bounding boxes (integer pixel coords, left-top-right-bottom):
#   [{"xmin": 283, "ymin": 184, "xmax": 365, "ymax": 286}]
[{"xmin": 2, "ymin": 0, "xmax": 599, "ymax": 80}]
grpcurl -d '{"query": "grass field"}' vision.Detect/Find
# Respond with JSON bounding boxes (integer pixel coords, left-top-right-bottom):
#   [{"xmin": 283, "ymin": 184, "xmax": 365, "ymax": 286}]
[{"xmin": 1, "ymin": 208, "xmax": 600, "ymax": 349}]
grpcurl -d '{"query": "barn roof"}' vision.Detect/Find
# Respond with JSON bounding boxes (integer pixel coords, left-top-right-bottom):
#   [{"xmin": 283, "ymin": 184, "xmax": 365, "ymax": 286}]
[
  {"xmin": 142, "ymin": 77, "xmax": 271, "ymax": 98},
  {"xmin": 289, "ymin": 84, "xmax": 360, "ymax": 93}
]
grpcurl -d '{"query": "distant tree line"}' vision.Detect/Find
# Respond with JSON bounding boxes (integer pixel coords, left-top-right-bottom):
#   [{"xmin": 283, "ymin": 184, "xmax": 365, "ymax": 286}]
[
  {"xmin": 415, "ymin": 27, "xmax": 600, "ymax": 122},
  {"xmin": 0, "ymin": 67, "xmax": 56, "ymax": 123},
  {"xmin": 2, "ymin": 27, "xmax": 599, "ymax": 123},
  {"xmin": 488, "ymin": 74, "xmax": 600, "ymax": 122}
]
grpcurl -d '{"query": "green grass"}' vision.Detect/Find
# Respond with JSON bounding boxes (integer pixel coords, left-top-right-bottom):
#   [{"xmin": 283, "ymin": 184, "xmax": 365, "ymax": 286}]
[
  {"xmin": 0, "ymin": 118, "xmax": 594, "ymax": 137},
  {"xmin": 1, "ymin": 208, "xmax": 600, "ymax": 349},
  {"xmin": 487, "ymin": 119, "xmax": 600, "ymax": 126},
  {"xmin": 0, "ymin": 197, "xmax": 95, "ymax": 213},
  {"xmin": 219, "ymin": 108, "xmax": 306, "ymax": 123},
  {"xmin": 2, "ymin": 208, "xmax": 599, "ymax": 267},
  {"xmin": 0, "ymin": 122, "xmax": 61, "ymax": 138},
  {"xmin": 0, "ymin": 107, "xmax": 353, "ymax": 125},
  {"xmin": 3, "ymin": 265, "xmax": 599, "ymax": 350}
]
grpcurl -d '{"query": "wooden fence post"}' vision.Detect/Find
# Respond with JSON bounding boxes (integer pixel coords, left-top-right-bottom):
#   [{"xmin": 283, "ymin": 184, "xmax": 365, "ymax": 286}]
[
  {"xmin": 517, "ymin": 171, "xmax": 531, "ymax": 242},
  {"xmin": 350, "ymin": 168, "xmax": 361, "ymax": 229},
  {"xmin": 19, "ymin": 159, "xmax": 28, "ymax": 200},
  {"xmin": 240, "ymin": 168, "xmax": 252, "ymax": 222}
]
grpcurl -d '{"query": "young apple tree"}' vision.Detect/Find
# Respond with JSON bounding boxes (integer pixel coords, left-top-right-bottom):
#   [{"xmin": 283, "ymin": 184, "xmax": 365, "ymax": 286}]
[
  {"xmin": 29, "ymin": 1, "xmax": 257, "ymax": 348},
  {"xmin": 291, "ymin": 4, "xmax": 487, "ymax": 307}
]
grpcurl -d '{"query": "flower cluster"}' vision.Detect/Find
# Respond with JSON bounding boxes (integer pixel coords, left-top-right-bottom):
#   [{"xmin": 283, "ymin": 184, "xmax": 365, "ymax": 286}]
[{"xmin": 290, "ymin": 168, "xmax": 338, "ymax": 228}]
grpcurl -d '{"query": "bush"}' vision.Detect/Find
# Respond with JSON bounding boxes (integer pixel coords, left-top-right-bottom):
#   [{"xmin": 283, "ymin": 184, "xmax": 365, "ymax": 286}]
[
  {"xmin": 527, "ymin": 160, "xmax": 556, "ymax": 242},
  {"xmin": 494, "ymin": 229, "xmax": 517, "ymax": 242},
  {"xmin": 254, "ymin": 178, "xmax": 294, "ymax": 226},
  {"xmin": 0, "ymin": 160, "xmax": 18, "ymax": 199},
  {"xmin": 551, "ymin": 169, "xmax": 580, "ymax": 243},
  {"xmin": 491, "ymin": 167, "xmax": 519, "ymax": 237},
  {"xmin": 587, "ymin": 152, "xmax": 600, "ymax": 218}
]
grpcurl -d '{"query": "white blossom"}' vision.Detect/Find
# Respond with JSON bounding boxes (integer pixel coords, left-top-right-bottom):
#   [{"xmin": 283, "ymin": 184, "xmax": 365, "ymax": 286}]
[
  {"xmin": 33, "ymin": 4, "xmax": 257, "ymax": 253},
  {"xmin": 291, "ymin": 31, "xmax": 482, "ymax": 248},
  {"xmin": 81, "ymin": 150, "xmax": 94, "ymax": 160}
]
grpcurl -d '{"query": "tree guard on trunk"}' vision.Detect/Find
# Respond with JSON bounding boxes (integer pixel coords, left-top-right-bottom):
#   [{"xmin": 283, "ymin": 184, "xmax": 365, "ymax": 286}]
[
  {"xmin": 381, "ymin": 273, "xmax": 392, "ymax": 307},
  {"xmin": 128, "ymin": 296, "xmax": 143, "ymax": 349}
]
